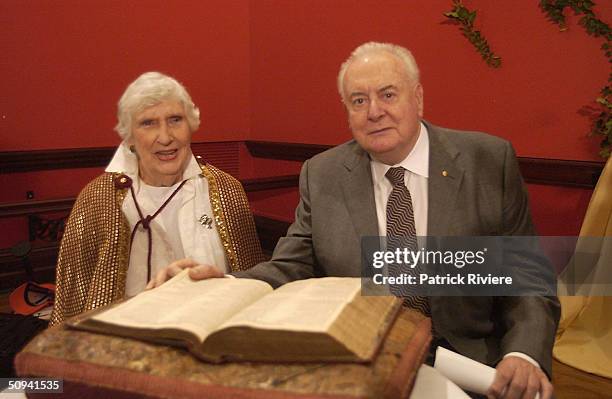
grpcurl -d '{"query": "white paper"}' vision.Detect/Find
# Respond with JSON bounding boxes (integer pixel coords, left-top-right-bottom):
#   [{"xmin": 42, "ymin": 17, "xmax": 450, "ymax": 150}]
[
  {"xmin": 434, "ymin": 347, "xmax": 540, "ymax": 399},
  {"xmin": 411, "ymin": 365, "xmax": 470, "ymax": 399}
]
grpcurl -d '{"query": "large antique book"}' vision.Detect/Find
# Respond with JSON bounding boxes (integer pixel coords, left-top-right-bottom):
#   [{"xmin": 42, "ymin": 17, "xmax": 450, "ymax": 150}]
[
  {"xmin": 67, "ymin": 273, "xmax": 402, "ymax": 363},
  {"xmin": 16, "ymin": 307, "xmax": 431, "ymax": 399}
]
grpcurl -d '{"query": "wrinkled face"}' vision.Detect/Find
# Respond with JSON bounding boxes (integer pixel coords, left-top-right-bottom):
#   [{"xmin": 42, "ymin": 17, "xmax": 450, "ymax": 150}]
[
  {"xmin": 128, "ymin": 100, "xmax": 193, "ymax": 186},
  {"xmin": 342, "ymin": 51, "xmax": 423, "ymax": 165}
]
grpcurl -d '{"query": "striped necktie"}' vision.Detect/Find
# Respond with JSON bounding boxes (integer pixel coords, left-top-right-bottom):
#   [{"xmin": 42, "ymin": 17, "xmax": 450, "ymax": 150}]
[{"xmin": 385, "ymin": 166, "xmax": 430, "ymax": 316}]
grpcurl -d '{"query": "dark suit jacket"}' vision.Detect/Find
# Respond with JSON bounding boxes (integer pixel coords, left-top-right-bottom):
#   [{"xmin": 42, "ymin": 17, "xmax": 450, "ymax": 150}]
[{"xmin": 236, "ymin": 121, "xmax": 560, "ymax": 377}]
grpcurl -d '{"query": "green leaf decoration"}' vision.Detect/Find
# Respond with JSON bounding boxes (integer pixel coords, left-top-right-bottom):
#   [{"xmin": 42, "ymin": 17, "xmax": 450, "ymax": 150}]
[
  {"xmin": 444, "ymin": 1, "xmax": 502, "ymax": 68},
  {"xmin": 539, "ymin": 0, "xmax": 612, "ymax": 158}
]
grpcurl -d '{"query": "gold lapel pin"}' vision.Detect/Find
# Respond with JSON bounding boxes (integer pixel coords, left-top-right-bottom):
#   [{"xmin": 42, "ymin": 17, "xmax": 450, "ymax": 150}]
[{"xmin": 442, "ymin": 170, "xmax": 448, "ymax": 177}]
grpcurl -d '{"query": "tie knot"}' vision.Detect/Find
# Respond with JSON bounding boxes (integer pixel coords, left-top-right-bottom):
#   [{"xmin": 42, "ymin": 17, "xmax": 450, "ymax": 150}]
[{"xmin": 385, "ymin": 167, "xmax": 406, "ymax": 186}]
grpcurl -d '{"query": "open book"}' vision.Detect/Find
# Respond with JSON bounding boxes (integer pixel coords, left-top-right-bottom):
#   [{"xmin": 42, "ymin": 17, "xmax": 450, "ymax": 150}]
[{"xmin": 68, "ymin": 272, "xmax": 402, "ymax": 364}]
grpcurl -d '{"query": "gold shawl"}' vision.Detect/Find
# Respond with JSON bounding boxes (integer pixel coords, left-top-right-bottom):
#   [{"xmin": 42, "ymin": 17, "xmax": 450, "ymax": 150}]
[{"xmin": 49, "ymin": 163, "xmax": 264, "ymax": 326}]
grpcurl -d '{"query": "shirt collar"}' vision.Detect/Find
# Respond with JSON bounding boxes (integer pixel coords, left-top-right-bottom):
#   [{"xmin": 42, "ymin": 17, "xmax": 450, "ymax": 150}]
[
  {"xmin": 370, "ymin": 122, "xmax": 430, "ymax": 186},
  {"xmin": 105, "ymin": 141, "xmax": 202, "ymax": 181}
]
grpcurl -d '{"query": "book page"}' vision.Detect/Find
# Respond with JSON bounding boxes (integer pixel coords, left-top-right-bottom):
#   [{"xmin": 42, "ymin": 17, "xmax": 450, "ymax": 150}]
[
  {"xmin": 218, "ymin": 277, "xmax": 361, "ymax": 332},
  {"xmin": 91, "ymin": 271, "xmax": 272, "ymax": 342}
]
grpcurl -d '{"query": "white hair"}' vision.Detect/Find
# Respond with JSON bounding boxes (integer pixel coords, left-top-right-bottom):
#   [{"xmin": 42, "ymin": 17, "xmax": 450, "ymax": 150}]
[
  {"xmin": 337, "ymin": 42, "xmax": 420, "ymax": 102},
  {"xmin": 114, "ymin": 72, "xmax": 200, "ymax": 140}
]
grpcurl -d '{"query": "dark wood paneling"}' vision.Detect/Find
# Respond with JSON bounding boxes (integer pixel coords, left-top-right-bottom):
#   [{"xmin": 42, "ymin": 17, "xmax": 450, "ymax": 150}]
[
  {"xmin": 244, "ymin": 141, "xmax": 606, "ymax": 189},
  {"xmin": 3, "ymin": 141, "xmax": 606, "ymax": 188},
  {"xmin": 0, "ymin": 147, "xmax": 115, "ymax": 173},
  {"xmin": 0, "ymin": 175, "xmax": 300, "ymax": 219},
  {"xmin": 517, "ymin": 157, "xmax": 604, "ymax": 189},
  {"xmin": 245, "ymin": 141, "xmax": 331, "ymax": 162},
  {"xmin": 241, "ymin": 175, "xmax": 299, "ymax": 192},
  {"xmin": 0, "ymin": 141, "xmax": 241, "ymax": 175},
  {"xmin": 0, "ymin": 199, "xmax": 76, "ymax": 219}
]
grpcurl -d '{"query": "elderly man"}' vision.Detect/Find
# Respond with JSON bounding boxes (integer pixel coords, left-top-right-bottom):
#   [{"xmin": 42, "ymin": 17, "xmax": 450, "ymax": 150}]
[{"xmin": 157, "ymin": 42, "xmax": 559, "ymax": 399}]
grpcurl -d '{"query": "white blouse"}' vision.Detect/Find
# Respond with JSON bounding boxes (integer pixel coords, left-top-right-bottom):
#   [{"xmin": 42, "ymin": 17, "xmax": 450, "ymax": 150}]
[{"xmin": 106, "ymin": 143, "xmax": 228, "ymax": 297}]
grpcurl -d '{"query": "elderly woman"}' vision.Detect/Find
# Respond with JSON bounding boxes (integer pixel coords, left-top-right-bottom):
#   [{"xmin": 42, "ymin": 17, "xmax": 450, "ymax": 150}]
[{"xmin": 50, "ymin": 72, "xmax": 264, "ymax": 325}]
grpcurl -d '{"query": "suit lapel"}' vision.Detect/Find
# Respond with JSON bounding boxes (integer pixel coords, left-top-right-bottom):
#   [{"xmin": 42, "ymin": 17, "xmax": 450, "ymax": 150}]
[
  {"xmin": 339, "ymin": 126, "xmax": 465, "ymax": 238},
  {"xmin": 341, "ymin": 143, "xmax": 380, "ymax": 239},
  {"xmin": 426, "ymin": 125, "xmax": 464, "ymax": 236}
]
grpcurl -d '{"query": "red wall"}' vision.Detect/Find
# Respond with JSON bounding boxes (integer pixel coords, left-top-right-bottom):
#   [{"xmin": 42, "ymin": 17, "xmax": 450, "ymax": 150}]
[
  {"xmin": 249, "ymin": 0, "xmax": 610, "ymax": 161},
  {"xmin": 3, "ymin": 1, "xmax": 609, "ymax": 157},
  {"xmin": 1, "ymin": 0, "xmax": 251, "ymax": 151},
  {"xmin": 2, "ymin": 1, "xmax": 610, "ymax": 247},
  {"xmin": 0, "ymin": 0, "xmax": 612, "ymax": 159},
  {"xmin": 1, "ymin": 0, "xmax": 252, "ymax": 248},
  {"xmin": 247, "ymin": 0, "xmax": 610, "ymax": 234},
  {"xmin": 527, "ymin": 184, "xmax": 593, "ymax": 236}
]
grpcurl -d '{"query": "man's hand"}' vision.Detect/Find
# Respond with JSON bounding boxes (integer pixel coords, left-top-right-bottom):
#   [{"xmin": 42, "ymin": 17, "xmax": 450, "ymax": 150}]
[
  {"xmin": 145, "ymin": 259, "xmax": 224, "ymax": 290},
  {"xmin": 487, "ymin": 356, "xmax": 553, "ymax": 399}
]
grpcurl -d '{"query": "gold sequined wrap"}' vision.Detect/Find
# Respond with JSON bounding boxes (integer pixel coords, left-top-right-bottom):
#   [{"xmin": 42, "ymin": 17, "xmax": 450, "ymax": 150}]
[
  {"xmin": 202, "ymin": 164, "xmax": 265, "ymax": 272},
  {"xmin": 50, "ymin": 164, "xmax": 264, "ymax": 326}
]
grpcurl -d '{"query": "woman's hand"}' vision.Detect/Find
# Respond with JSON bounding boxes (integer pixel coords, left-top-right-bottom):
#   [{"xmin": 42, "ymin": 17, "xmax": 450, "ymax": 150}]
[{"xmin": 145, "ymin": 259, "xmax": 224, "ymax": 290}]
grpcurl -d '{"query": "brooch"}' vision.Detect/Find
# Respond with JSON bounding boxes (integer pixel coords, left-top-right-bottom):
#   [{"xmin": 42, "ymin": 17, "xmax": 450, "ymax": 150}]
[{"xmin": 198, "ymin": 214, "xmax": 213, "ymax": 229}]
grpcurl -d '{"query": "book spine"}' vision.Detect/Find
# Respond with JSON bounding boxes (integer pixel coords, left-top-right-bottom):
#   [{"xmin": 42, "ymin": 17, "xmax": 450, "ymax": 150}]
[{"xmin": 383, "ymin": 317, "xmax": 433, "ymax": 399}]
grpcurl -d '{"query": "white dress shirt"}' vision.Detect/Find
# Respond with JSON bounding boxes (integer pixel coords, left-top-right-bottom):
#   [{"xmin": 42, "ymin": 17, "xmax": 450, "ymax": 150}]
[{"xmin": 371, "ymin": 122, "xmax": 429, "ymax": 237}]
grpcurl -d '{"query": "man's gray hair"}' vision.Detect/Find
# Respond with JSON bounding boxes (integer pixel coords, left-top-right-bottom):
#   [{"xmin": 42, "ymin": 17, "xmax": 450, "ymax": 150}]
[
  {"xmin": 114, "ymin": 72, "xmax": 201, "ymax": 140},
  {"xmin": 337, "ymin": 42, "xmax": 420, "ymax": 102}
]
